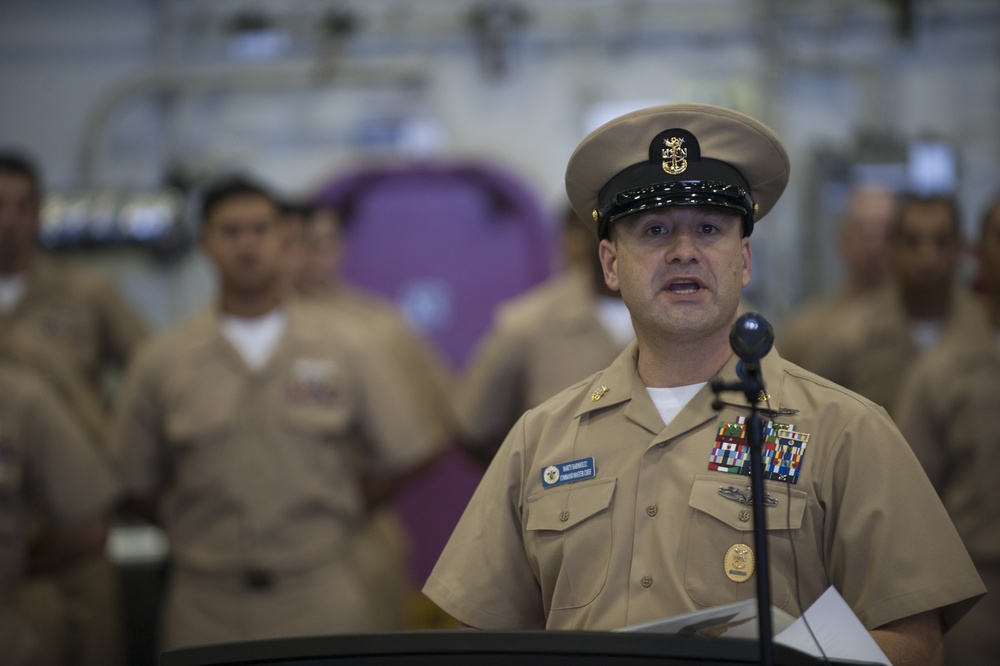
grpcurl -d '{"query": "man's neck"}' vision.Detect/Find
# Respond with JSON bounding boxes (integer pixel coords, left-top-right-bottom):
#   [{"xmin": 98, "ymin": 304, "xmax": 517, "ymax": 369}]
[
  {"xmin": 635, "ymin": 326, "xmax": 733, "ymax": 388},
  {"xmin": 219, "ymin": 290, "xmax": 282, "ymax": 319},
  {"xmin": 899, "ymin": 283, "xmax": 951, "ymax": 320}
]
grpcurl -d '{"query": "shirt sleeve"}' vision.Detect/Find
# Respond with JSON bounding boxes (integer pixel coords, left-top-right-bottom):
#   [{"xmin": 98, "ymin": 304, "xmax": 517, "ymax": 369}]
[
  {"xmin": 23, "ymin": 376, "xmax": 120, "ymax": 523},
  {"xmin": 819, "ymin": 405, "xmax": 984, "ymax": 632},
  {"xmin": 107, "ymin": 343, "xmax": 166, "ymax": 498},
  {"xmin": 454, "ymin": 317, "xmax": 528, "ymax": 448},
  {"xmin": 422, "ymin": 415, "xmax": 546, "ymax": 629},
  {"xmin": 347, "ymin": 328, "xmax": 447, "ymax": 473}
]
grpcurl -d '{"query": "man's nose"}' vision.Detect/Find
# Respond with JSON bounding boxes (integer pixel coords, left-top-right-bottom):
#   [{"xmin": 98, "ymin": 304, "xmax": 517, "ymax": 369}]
[{"xmin": 666, "ymin": 229, "xmax": 699, "ymax": 263}]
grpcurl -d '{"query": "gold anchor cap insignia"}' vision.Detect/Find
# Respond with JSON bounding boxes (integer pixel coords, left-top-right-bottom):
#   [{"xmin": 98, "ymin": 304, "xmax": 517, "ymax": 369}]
[{"xmin": 661, "ymin": 136, "xmax": 688, "ymax": 175}]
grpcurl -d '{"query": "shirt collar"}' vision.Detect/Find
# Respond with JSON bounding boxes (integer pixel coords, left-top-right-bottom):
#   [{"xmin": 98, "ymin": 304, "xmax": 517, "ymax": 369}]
[{"xmin": 573, "ymin": 339, "xmax": 791, "ymax": 445}]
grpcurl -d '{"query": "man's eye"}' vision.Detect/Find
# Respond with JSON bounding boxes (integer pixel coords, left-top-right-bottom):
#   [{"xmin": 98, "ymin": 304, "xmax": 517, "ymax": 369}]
[
  {"xmin": 700, "ymin": 224, "xmax": 719, "ymax": 235},
  {"xmin": 646, "ymin": 225, "xmax": 666, "ymax": 236}
]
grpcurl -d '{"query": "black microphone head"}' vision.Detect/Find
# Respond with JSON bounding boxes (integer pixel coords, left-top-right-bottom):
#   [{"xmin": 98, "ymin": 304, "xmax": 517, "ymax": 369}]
[{"xmin": 730, "ymin": 312, "xmax": 774, "ymax": 363}]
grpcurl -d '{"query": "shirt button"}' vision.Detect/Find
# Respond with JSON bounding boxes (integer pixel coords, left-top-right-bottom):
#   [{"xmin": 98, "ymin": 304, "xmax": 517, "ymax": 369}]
[
  {"xmin": 559, "ymin": 511, "xmax": 570, "ymax": 522},
  {"xmin": 641, "ymin": 576, "xmax": 653, "ymax": 588},
  {"xmin": 646, "ymin": 505, "xmax": 658, "ymax": 517}
]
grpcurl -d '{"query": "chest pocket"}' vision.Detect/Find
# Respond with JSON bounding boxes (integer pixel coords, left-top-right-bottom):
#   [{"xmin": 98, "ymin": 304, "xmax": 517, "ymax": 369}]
[
  {"xmin": 684, "ymin": 475, "xmax": 808, "ymax": 608},
  {"xmin": 525, "ymin": 477, "xmax": 616, "ymax": 611}
]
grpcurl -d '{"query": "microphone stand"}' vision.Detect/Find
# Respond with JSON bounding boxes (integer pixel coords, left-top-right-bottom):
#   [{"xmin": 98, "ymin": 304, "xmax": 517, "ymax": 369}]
[{"xmin": 711, "ymin": 359, "xmax": 774, "ymax": 666}]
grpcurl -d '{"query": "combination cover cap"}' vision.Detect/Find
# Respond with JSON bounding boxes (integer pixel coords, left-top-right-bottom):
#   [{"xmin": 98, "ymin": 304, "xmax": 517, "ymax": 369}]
[{"xmin": 565, "ymin": 103, "xmax": 790, "ymax": 239}]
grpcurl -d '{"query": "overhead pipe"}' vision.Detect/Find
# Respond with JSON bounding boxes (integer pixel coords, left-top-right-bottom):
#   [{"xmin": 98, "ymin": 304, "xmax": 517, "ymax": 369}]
[{"xmin": 77, "ymin": 58, "xmax": 430, "ymax": 188}]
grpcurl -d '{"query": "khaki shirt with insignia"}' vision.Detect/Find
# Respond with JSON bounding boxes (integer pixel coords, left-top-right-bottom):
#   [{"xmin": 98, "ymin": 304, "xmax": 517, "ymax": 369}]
[
  {"xmin": 0, "ymin": 255, "xmax": 148, "ymax": 442},
  {"xmin": 110, "ymin": 299, "xmax": 444, "ymax": 575},
  {"xmin": 456, "ymin": 270, "xmax": 629, "ymax": 450},
  {"xmin": 424, "ymin": 342, "xmax": 984, "ymax": 632},
  {"xmin": 0, "ymin": 364, "xmax": 120, "ymax": 598}
]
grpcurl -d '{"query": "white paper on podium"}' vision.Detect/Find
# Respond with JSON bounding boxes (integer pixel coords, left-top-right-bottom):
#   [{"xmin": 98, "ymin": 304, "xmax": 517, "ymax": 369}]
[
  {"xmin": 614, "ymin": 598, "xmax": 796, "ymax": 639},
  {"xmin": 774, "ymin": 586, "xmax": 890, "ymax": 665},
  {"xmin": 616, "ymin": 586, "xmax": 890, "ymax": 665}
]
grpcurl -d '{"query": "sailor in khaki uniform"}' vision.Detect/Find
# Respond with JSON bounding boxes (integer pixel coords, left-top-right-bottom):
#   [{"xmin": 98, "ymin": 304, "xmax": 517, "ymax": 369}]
[
  {"xmin": 285, "ymin": 203, "xmax": 454, "ymax": 630},
  {"xmin": 423, "ymin": 104, "xmax": 984, "ymax": 665},
  {"xmin": 456, "ymin": 210, "xmax": 632, "ymax": 461},
  {"xmin": 895, "ymin": 195, "xmax": 1000, "ymax": 666},
  {"xmin": 794, "ymin": 194, "xmax": 978, "ymax": 415},
  {"xmin": 111, "ymin": 177, "xmax": 444, "ymax": 648},
  {"xmin": 777, "ymin": 185, "xmax": 897, "ymax": 372},
  {"xmin": 1, "ymin": 151, "xmax": 140, "ymax": 666},
  {"xmin": 0, "ymin": 363, "xmax": 120, "ymax": 666}
]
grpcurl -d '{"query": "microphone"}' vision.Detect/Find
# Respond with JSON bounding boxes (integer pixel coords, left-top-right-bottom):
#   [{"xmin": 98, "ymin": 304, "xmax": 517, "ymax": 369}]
[{"xmin": 729, "ymin": 312, "xmax": 774, "ymax": 364}]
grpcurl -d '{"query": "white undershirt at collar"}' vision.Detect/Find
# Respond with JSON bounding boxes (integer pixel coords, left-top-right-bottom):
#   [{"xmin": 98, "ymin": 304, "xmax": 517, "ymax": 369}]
[
  {"xmin": 646, "ymin": 382, "xmax": 707, "ymax": 428},
  {"xmin": 219, "ymin": 307, "xmax": 288, "ymax": 370}
]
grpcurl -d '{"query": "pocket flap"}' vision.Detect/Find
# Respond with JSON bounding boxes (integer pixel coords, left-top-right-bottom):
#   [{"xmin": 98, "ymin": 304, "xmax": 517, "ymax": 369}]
[
  {"xmin": 688, "ymin": 475, "xmax": 807, "ymax": 531},
  {"xmin": 526, "ymin": 477, "xmax": 616, "ymax": 532}
]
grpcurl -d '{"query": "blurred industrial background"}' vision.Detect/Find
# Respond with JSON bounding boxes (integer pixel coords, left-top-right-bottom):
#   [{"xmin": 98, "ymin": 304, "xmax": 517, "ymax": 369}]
[{"xmin": 3, "ymin": 0, "xmax": 998, "ymax": 331}]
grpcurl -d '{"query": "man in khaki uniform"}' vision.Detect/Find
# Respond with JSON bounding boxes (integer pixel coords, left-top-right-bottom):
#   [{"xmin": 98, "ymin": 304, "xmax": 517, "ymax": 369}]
[
  {"xmin": 797, "ymin": 194, "xmax": 981, "ymax": 415},
  {"xmin": 284, "ymin": 202, "xmax": 453, "ymax": 630},
  {"xmin": 895, "ymin": 194, "xmax": 1000, "ymax": 666},
  {"xmin": 0, "ymin": 153, "xmax": 149, "ymax": 444},
  {"xmin": 778, "ymin": 185, "xmax": 897, "ymax": 372},
  {"xmin": 111, "ymin": 176, "xmax": 444, "ymax": 648},
  {"xmin": 0, "ymin": 363, "xmax": 120, "ymax": 666},
  {"xmin": 424, "ymin": 104, "xmax": 984, "ymax": 665},
  {"xmin": 1, "ymin": 151, "xmax": 143, "ymax": 666},
  {"xmin": 456, "ymin": 207, "xmax": 632, "ymax": 462}
]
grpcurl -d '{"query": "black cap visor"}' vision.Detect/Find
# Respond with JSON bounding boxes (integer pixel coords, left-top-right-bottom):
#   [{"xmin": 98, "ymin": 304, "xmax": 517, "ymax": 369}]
[{"xmin": 596, "ymin": 159, "xmax": 755, "ymax": 239}]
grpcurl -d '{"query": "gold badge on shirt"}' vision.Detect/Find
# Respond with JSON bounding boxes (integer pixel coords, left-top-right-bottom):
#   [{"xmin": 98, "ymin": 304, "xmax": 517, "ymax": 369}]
[{"xmin": 724, "ymin": 543, "xmax": 755, "ymax": 582}]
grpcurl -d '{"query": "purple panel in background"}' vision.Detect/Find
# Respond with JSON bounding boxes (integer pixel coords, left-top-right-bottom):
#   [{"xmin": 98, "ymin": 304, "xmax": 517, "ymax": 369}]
[{"xmin": 314, "ymin": 160, "xmax": 555, "ymax": 585}]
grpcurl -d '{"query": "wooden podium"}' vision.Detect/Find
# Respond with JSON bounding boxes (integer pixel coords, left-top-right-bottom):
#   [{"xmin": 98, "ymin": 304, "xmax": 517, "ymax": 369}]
[{"xmin": 159, "ymin": 630, "xmax": 880, "ymax": 665}]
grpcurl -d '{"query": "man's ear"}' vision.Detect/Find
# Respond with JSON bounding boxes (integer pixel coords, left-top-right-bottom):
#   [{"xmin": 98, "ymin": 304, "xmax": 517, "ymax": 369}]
[
  {"xmin": 599, "ymin": 238, "xmax": 620, "ymax": 292},
  {"xmin": 741, "ymin": 236, "xmax": 752, "ymax": 288}
]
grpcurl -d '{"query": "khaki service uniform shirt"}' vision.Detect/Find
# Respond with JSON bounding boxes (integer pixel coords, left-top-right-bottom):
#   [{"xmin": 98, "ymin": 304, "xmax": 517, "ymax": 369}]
[
  {"xmin": 0, "ymin": 255, "xmax": 147, "ymax": 442},
  {"xmin": 321, "ymin": 284, "xmax": 456, "ymax": 439},
  {"xmin": 303, "ymin": 284, "xmax": 455, "ymax": 629},
  {"xmin": 801, "ymin": 283, "xmax": 983, "ymax": 415},
  {"xmin": 456, "ymin": 270, "xmax": 629, "ymax": 451},
  {"xmin": 111, "ymin": 298, "xmax": 443, "ymax": 576},
  {"xmin": 777, "ymin": 290, "xmax": 859, "ymax": 373},
  {"xmin": 424, "ymin": 342, "xmax": 984, "ymax": 632},
  {"xmin": 895, "ymin": 309, "xmax": 999, "ymax": 664}
]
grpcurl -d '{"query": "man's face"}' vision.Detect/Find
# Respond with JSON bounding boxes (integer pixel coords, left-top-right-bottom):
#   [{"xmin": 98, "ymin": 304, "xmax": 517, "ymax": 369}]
[
  {"xmin": 838, "ymin": 189, "xmax": 896, "ymax": 287},
  {"xmin": 599, "ymin": 206, "xmax": 751, "ymax": 343},
  {"xmin": 201, "ymin": 194, "xmax": 287, "ymax": 298},
  {"xmin": 294, "ymin": 211, "xmax": 344, "ymax": 294},
  {"xmin": 889, "ymin": 201, "xmax": 961, "ymax": 290},
  {"xmin": 0, "ymin": 171, "xmax": 39, "ymax": 273}
]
